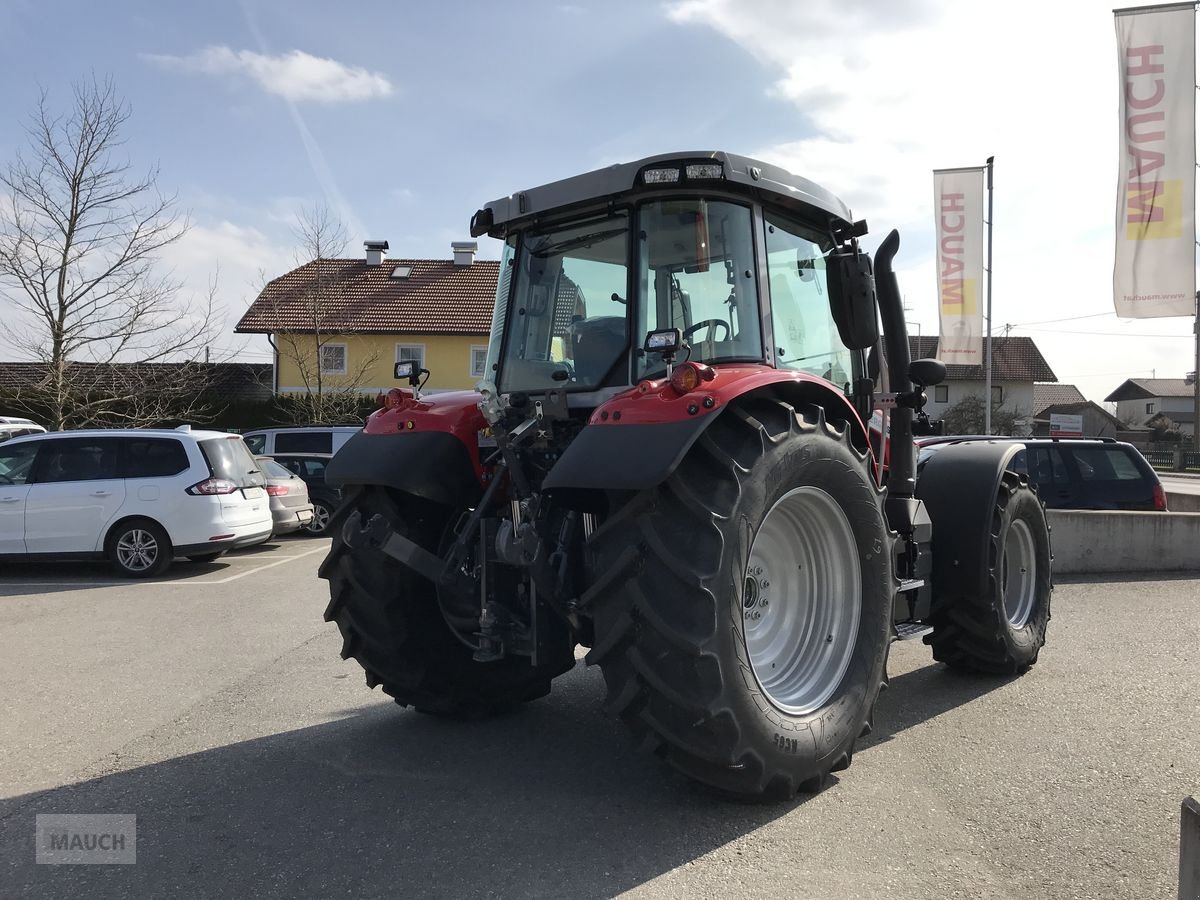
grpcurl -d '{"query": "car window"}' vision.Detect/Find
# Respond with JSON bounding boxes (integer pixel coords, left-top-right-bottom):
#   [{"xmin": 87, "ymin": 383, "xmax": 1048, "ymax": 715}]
[
  {"xmin": 259, "ymin": 459, "xmax": 294, "ymax": 479},
  {"xmin": 199, "ymin": 437, "xmax": 266, "ymax": 488},
  {"xmin": 243, "ymin": 434, "xmax": 267, "ymax": 455},
  {"xmin": 118, "ymin": 438, "xmax": 190, "ymax": 478},
  {"xmin": 1070, "ymin": 447, "xmax": 1142, "ymax": 481},
  {"xmin": 275, "ymin": 457, "xmax": 304, "ymax": 477},
  {"xmin": 0, "ymin": 442, "xmax": 39, "ymax": 485},
  {"xmin": 303, "ymin": 458, "xmax": 328, "ymax": 478},
  {"xmin": 1027, "ymin": 447, "xmax": 1068, "ymax": 486},
  {"xmin": 1009, "ymin": 449, "xmax": 1028, "ymax": 475},
  {"xmin": 275, "ymin": 432, "xmax": 332, "ymax": 453},
  {"xmin": 34, "ymin": 438, "xmax": 119, "ymax": 483}
]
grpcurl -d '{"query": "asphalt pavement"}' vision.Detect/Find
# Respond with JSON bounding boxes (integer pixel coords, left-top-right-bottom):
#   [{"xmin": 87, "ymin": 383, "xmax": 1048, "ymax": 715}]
[{"xmin": 0, "ymin": 542, "xmax": 1196, "ymax": 899}]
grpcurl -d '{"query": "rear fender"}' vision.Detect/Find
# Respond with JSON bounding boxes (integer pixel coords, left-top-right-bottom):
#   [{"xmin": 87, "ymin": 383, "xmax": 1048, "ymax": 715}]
[
  {"xmin": 543, "ymin": 365, "xmax": 872, "ymax": 492},
  {"xmin": 914, "ymin": 441, "xmax": 1026, "ymax": 599},
  {"xmin": 326, "ymin": 391, "xmax": 487, "ymax": 507}
]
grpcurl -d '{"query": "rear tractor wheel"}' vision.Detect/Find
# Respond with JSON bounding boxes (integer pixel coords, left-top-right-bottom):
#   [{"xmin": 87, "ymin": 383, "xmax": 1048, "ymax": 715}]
[
  {"xmin": 319, "ymin": 487, "xmax": 574, "ymax": 717},
  {"xmin": 585, "ymin": 399, "xmax": 893, "ymax": 799}
]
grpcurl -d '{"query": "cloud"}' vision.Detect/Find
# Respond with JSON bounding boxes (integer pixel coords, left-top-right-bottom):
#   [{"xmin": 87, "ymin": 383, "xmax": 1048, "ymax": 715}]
[
  {"xmin": 665, "ymin": 0, "xmax": 1196, "ymax": 403},
  {"xmin": 145, "ymin": 46, "xmax": 394, "ymax": 103}
]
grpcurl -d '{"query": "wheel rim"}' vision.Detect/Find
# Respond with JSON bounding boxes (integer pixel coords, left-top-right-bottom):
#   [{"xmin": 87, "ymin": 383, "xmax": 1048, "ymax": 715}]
[
  {"xmin": 1002, "ymin": 518, "xmax": 1037, "ymax": 628},
  {"xmin": 743, "ymin": 486, "xmax": 861, "ymax": 716},
  {"xmin": 308, "ymin": 503, "xmax": 331, "ymax": 534},
  {"xmin": 116, "ymin": 529, "xmax": 158, "ymax": 572}
]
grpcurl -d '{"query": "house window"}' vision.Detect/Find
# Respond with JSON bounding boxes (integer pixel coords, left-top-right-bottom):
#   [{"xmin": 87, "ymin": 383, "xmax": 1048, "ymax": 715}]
[
  {"xmin": 1146, "ymin": 402, "xmax": 1155, "ymax": 415},
  {"xmin": 470, "ymin": 345, "xmax": 489, "ymax": 378},
  {"xmin": 991, "ymin": 385, "xmax": 1004, "ymax": 404},
  {"xmin": 395, "ymin": 344, "xmax": 425, "ymax": 370},
  {"xmin": 320, "ymin": 343, "xmax": 347, "ymax": 375},
  {"xmin": 934, "ymin": 385, "xmax": 949, "ymax": 403}
]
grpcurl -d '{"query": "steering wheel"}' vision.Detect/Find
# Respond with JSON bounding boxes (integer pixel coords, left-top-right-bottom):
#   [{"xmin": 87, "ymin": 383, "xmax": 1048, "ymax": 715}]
[{"xmin": 683, "ymin": 318, "xmax": 730, "ymax": 344}]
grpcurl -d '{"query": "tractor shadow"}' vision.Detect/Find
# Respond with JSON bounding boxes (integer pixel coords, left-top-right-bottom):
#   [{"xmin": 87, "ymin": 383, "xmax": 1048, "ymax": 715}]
[{"xmin": 0, "ymin": 659, "xmax": 1008, "ymax": 899}]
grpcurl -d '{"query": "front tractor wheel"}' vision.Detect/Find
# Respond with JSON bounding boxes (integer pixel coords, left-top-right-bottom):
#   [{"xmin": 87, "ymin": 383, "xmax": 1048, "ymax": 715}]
[
  {"xmin": 586, "ymin": 400, "xmax": 893, "ymax": 799},
  {"xmin": 319, "ymin": 487, "xmax": 572, "ymax": 716},
  {"xmin": 927, "ymin": 471, "xmax": 1052, "ymax": 674}
]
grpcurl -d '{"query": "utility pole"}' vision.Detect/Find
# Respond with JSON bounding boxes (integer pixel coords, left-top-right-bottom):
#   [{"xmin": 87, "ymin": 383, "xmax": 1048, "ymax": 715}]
[
  {"xmin": 1194, "ymin": 291, "xmax": 1199, "ymax": 450},
  {"xmin": 984, "ymin": 156, "xmax": 995, "ymax": 435}
]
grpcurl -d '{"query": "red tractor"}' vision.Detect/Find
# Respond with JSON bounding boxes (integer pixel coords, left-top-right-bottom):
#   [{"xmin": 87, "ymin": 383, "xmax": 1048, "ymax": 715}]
[{"xmin": 320, "ymin": 151, "xmax": 1052, "ymax": 799}]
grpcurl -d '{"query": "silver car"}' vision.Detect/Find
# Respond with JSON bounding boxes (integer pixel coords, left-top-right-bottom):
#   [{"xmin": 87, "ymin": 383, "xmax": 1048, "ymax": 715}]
[{"xmin": 256, "ymin": 456, "xmax": 315, "ymax": 536}]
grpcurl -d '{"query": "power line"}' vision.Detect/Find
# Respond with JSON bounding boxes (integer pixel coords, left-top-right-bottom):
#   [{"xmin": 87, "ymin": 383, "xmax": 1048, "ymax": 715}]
[
  {"xmin": 1013, "ymin": 326, "xmax": 1190, "ymax": 338},
  {"xmin": 1007, "ymin": 312, "xmax": 1116, "ymax": 327}
]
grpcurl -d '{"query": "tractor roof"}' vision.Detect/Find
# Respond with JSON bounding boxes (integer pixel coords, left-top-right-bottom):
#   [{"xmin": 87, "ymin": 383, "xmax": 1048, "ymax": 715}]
[{"xmin": 472, "ymin": 150, "xmax": 858, "ymax": 238}]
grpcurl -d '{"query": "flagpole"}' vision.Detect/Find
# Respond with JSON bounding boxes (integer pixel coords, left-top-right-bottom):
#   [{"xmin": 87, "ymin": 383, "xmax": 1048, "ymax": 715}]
[{"xmin": 985, "ymin": 156, "xmax": 994, "ymax": 435}]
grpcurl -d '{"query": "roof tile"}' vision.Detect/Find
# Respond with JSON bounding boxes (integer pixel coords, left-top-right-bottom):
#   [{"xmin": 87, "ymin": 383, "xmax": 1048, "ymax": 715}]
[{"xmin": 235, "ymin": 258, "xmax": 499, "ymax": 335}]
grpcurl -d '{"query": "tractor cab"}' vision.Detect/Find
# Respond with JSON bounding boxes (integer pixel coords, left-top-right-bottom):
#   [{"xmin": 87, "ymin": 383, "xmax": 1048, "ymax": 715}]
[{"xmin": 471, "ymin": 153, "xmax": 877, "ymax": 415}]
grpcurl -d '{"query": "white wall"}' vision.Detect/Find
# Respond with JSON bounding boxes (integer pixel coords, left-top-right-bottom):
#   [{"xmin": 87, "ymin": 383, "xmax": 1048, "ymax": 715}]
[
  {"xmin": 1115, "ymin": 396, "xmax": 1195, "ymax": 434},
  {"xmin": 925, "ymin": 379, "xmax": 1035, "ymax": 430}
]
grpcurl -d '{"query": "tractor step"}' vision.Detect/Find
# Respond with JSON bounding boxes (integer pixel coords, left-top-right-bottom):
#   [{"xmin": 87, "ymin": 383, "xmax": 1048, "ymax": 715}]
[
  {"xmin": 893, "ymin": 621, "xmax": 934, "ymax": 641},
  {"xmin": 897, "ymin": 578, "xmax": 925, "ymax": 593}
]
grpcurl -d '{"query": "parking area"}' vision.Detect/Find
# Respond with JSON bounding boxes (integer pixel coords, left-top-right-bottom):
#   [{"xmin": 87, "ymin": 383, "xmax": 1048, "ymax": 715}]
[
  {"xmin": 0, "ymin": 535, "xmax": 330, "ymax": 591},
  {"xmin": 0, "ymin": 551, "xmax": 1196, "ymax": 899}
]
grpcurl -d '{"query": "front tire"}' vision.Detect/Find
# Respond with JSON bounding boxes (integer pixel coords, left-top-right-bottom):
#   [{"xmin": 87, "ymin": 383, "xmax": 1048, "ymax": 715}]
[
  {"xmin": 927, "ymin": 471, "xmax": 1052, "ymax": 673},
  {"xmin": 319, "ymin": 486, "xmax": 574, "ymax": 716},
  {"xmin": 108, "ymin": 519, "xmax": 173, "ymax": 578},
  {"xmin": 586, "ymin": 399, "xmax": 892, "ymax": 799}
]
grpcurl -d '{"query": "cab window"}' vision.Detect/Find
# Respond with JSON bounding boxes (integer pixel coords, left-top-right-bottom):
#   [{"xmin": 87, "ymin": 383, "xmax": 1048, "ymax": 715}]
[
  {"xmin": 636, "ymin": 199, "xmax": 762, "ymax": 377},
  {"xmin": 764, "ymin": 213, "xmax": 853, "ymax": 388}
]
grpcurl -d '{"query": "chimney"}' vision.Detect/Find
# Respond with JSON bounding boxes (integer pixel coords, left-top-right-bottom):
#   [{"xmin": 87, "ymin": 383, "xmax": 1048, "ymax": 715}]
[
  {"xmin": 451, "ymin": 240, "xmax": 477, "ymax": 267},
  {"xmin": 364, "ymin": 240, "xmax": 389, "ymax": 266}
]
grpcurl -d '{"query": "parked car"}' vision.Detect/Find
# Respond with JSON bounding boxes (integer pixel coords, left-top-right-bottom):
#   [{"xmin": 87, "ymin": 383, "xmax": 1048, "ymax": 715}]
[
  {"xmin": 269, "ymin": 452, "xmax": 340, "ymax": 535},
  {"xmin": 917, "ymin": 437, "xmax": 1167, "ymax": 511},
  {"xmin": 255, "ymin": 456, "xmax": 315, "ymax": 536},
  {"xmin": 241, "ymin": 426, "xmax": 360, "ymax": 457},
  {"xmin": 0, "ymin": 427, "xmax": 273, "ymax": 577},
  {"xmin": 0, "ymin": 416, "xmax": 47, "ymax": 443}
]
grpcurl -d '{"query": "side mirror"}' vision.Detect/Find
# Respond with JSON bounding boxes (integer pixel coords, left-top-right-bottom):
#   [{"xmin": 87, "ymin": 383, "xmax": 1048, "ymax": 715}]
[
  {"xmin": 826, "ymin": 248, "xmax": 880, "ymax": 350},
  {"xmin": 909, "ymin": 358, "xmax": 946, "ymax": 387}
]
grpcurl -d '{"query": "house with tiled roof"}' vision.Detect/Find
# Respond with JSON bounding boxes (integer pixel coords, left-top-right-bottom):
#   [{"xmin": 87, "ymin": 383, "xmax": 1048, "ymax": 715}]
[
  {"xmin": 1032, "ymin": 383, "xmax": 1086, "ymax": 414},
  {"xmin": 1104, "ymin": 376, "xmax": 1197, "ymax": 436},
  {"xmin": 909, "ymin": 336, "xmax": 1057, "ymax": 431},
  {"xmin": 236, "ymin": 241, "xmax": 497, "ymax": 395}
]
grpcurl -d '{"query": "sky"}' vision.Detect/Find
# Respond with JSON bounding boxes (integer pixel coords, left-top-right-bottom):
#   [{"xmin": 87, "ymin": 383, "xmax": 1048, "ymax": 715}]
[{"xmin": 0, "ymin": 0, "xmax": 1196, "ymax": 405}]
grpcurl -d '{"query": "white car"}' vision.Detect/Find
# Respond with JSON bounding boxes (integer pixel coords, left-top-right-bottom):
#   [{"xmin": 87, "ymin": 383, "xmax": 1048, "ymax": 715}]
[
  {"xmin": 241, "ymin": 426, "xmax": 360, "ymax": 456},
  {"xmin": 0, "ymin": 427, "xmax": 273, "ymax": 577},
  {"xmin": 0, "ymin": 416, "xmax": 47, "ymax": 443}
]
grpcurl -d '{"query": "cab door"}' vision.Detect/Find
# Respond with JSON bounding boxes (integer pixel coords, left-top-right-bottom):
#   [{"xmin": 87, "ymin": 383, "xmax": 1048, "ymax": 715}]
[
  {"xmin": 24, "ymin": 437, "xmax": 126, "ymax": 553},
  {"xmin": 0, "ymin": 441, "xmax": 40, "ymax": 553}
]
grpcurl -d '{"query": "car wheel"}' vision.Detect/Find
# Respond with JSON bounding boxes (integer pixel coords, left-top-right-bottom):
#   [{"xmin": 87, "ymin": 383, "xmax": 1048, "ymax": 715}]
[
  {"xmin": 108, "ymin": 519, "xmax": 173, "ymax": 578},
  {"xmin": 306, "ymin": 499, "xmax": 334, "ymax": 536}
]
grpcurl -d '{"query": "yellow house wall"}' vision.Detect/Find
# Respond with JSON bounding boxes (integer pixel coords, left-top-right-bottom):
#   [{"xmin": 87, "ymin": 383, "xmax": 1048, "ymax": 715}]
[{"xmin": 274, "ymin": 332, "xmax": 490, "ymax": 394}]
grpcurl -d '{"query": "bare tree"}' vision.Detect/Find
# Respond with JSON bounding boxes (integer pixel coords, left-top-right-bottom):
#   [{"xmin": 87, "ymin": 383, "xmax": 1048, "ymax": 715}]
[
  {"xmin": 0, "ymin": 76, "xmax": 219, "ymax": 429},
  {"xmin": 264, "ymin": 204, "xmax": 378, "ymax": 424}
]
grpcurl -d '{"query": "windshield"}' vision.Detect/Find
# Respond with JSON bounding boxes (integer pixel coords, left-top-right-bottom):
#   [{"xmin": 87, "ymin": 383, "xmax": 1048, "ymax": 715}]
[
  {"xmin": 636, "ymin": 199, "xmax": 762, "ymax": 378},
  {"xmin": 497, "ymin": 213, "xmax": 630, "ymax": 394}
]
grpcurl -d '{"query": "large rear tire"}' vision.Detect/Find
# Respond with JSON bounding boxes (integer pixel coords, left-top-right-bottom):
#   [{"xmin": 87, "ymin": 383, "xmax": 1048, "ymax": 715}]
[
  {"xmin": 319, "ymin": 486, "xmax": 573, "ymax": 716},
  {"xmin": 927, "ymin": 471, "xmax": 1052, "ymax": 674},
  {"xmin": 585, "ymin": 399, "xmax": 893, "ymax": 799}
]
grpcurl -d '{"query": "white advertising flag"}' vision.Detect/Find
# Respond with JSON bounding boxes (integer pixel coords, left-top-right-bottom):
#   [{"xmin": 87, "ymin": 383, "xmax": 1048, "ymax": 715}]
[
  {"xmin": 1113, "ymin": 3, "xmax": 1196, "ymax": 318},
  {"xmin": 933, "ymin": 167, "xmax": 986, "ymax": 365}
]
